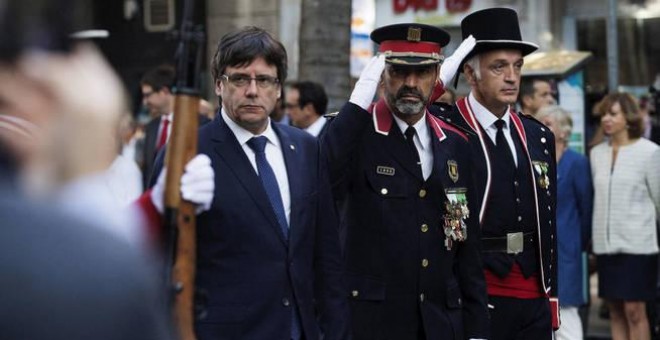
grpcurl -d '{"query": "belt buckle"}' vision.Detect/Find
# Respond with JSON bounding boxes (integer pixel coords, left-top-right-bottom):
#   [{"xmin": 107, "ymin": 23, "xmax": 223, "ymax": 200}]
[{"xmin": 506, "ymin": 232, "xmax": 524, "ymax": 254}]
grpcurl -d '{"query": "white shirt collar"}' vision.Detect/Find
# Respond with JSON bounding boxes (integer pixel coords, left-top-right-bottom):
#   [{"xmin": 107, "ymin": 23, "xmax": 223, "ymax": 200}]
[
  {"xmin": 305, "ymin": 116, "xmax": 327, "ymax": 137},
  {"xmin": 221, "ymin": 108, "xmax": 280, "ymax": 148},
  {"xmin": 392, "ymin": 112, "xmax": 430, "ymax": 150},
  {"xmin": 163, "ymin": 113, "xmax": 173, "ymax": 122},
  {"xmin": 468, "ymin": 92, "xmax": 512, "ymax": 131}
]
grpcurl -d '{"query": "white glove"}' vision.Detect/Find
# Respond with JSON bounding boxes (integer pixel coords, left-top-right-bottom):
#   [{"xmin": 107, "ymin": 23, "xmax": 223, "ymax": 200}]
[
  {"xmin": 150, "ymin": 154, "xmax": 215, "ymax": 214},
  {"xmin": 349, "ymin": 54, "xmax": 386, "ymax": 110},
  {"xmin": 439, "ymin": 35, "xmax": 477, "ymax": 86},
  {"xmin": 181, "ymin": 154, "xmax": 215, "ymax": 213}
]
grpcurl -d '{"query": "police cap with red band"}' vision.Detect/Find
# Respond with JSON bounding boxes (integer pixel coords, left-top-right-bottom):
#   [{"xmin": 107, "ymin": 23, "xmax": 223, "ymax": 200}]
[{"xmin": 370, "ymin": 23, "xmax": 450, "ymax": 66}]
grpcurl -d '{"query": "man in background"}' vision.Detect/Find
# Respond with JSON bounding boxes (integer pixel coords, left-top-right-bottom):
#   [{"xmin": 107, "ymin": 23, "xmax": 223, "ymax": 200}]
[
  {"xmin": 518, "ymin": 77, "xmax": 555, "ymax": 117},
  {"xmin": 140, "ymin": 64, "xmax": 176, "ymax": 188},
  {"xmin": 286, "ymin": 81, "xmax": 329, "ymax": 138},
  {"xmin": 140, "ymin": 64, "xmax": 209, "ymax": 188}
]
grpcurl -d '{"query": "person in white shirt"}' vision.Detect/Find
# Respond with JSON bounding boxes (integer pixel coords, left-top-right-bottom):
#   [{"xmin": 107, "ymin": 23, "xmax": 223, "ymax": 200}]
[{"xmin": 590, "ymin": 92, "xmax": 660, "ymax": 340}]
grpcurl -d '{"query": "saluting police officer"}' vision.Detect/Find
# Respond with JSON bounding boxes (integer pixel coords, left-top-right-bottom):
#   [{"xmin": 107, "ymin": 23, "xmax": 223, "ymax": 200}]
[
  {"xmin": 322, "ymin": 24, "xmax": 489, "ymax": 340},
  {"xmin": 433, "ymin": 8, "xmax": 559, "ymax": 340}
]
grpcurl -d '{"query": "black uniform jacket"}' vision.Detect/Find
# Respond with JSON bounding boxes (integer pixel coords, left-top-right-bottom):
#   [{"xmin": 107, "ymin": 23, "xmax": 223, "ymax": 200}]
[
  {"xmin": 323, "ymin": 100, "xmax": 489, "ymax": 340},
  {"xmin": 433, "ymin": 97, "xmax": 559, "ymax": 323}
]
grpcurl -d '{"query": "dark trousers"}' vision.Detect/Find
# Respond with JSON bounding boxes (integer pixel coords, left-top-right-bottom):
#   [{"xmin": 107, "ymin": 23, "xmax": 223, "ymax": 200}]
[{"xmin": 489, "ymin": 295, "xmax": 552, "ymax": 340}]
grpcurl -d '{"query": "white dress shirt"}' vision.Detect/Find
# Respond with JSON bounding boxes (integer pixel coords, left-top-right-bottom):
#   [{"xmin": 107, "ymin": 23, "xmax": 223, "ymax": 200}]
[
  {"xmin": 392, "ymin": 113, "xmax": 433, "ymax": 180},
  {"xmin": 221, "ymin": 109, "xmax": 291, "ymax": 226},
  {"xmin": 469, "ymin": 93, "xmax": 518, "ymax": 166},
  {"xmin": 304, "ymin": 116, "xmax": 327, "ymax": 138}
]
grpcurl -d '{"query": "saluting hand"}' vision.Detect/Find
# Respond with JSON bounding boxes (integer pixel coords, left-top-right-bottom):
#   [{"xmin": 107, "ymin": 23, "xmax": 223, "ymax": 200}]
[
  {"xmin": 349, "ymin": 54, "xmax": 386, "ymax": 110},
  {"xmin": 439, "ymin": 35, "xmax": 476, "ymax": 86}
]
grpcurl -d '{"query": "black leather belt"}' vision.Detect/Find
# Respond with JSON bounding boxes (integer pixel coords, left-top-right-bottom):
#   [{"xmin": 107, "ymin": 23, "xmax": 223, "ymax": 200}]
[{"xmin": 481, "ymin": 232, "xmax": 535, "ymax": 254}]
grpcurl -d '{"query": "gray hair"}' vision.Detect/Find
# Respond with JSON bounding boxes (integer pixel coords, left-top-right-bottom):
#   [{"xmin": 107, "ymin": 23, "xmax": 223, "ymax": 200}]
[
  {"xmin": 536, "ymin": 105, "xmax": 573, "ymax": 142},
  {"xmin": 464, "ymin": 54, "xmax": 481, "ymax": 80}
]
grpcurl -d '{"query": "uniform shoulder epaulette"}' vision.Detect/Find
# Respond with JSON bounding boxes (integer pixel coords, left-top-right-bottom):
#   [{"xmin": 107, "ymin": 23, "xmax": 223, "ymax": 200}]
[
  {"xmin": 324, "ymin": 111, "xmax": 339, "ymax": 120},
  {"xmin": 429, "ymin": 102, "xmax": 453, "ymax": 117},
  {"xmin": 517, "ymin": 111, "xmax": 545, "ymax": 127},
  {"xmin": 433, "ymin": 112, "xmax": 476, "ymax": 137}
]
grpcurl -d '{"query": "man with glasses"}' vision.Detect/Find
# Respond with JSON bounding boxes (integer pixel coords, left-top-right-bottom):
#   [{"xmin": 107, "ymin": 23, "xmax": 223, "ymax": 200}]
[
  {"xmin": 323, "ymin": 23, "xmax": 489, "ymax": 339},
  {"xmin": 140, "ymin": 64, "xmax": 177, "ymax": 189},
  {"xmin": 151, "ymin": 26, "xmax": 348, "ymax": 340},
  {"xmin": 140, "ymin": 65, "xmax": 210, "ymax": 189},
  {"xmin": 285, "ymin": 81, "xmax": 329, "ymax": 138}
]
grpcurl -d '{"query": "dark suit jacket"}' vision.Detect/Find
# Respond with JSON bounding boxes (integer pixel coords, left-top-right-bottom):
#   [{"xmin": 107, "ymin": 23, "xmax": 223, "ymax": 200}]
[
  {"xmin": 0, "ymin": 179, "xmax": 172, "ymax": 340},
  {"xmin": 142, "ymin": 114, "xmax": 210, "ymax": 189},
  {"xmin": 322, "ymin": 101, "xmax": 489, "ymax": 340},
  {"xmin": 153, "ymin": 115, "xmax": 349, "ymax": 340},
  {"xmin": 434, "ymin": 97, "xmax": 558, "ymax": 304}
]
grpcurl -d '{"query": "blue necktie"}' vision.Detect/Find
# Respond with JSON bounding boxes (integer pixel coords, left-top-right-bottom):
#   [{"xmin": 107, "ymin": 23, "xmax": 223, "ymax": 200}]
[
  {"xmin": 247, "ymin": 136, "xmax": 301, "ymax": 340},
  {"xmin": 247, "ymin": 136, "xmax": 289, "ymax": 239}
]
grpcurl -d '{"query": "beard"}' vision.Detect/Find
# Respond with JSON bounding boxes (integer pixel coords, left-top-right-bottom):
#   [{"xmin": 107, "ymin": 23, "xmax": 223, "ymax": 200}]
[{"xmin": 387, "ymin": 86, "xmax": 427, "ymax": 116}]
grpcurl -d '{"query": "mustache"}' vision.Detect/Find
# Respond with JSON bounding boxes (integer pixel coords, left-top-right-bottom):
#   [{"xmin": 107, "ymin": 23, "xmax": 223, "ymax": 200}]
[{"xmin": 396, "ymin": 86, "xmax": 423, "ymax": 100}]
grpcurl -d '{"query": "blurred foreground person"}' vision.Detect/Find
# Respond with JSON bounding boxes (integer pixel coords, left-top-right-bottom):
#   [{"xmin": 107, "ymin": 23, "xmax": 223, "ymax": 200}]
[
  {"xmin": 590, "ymin": 92, "xmax": 660, "ymax": 340},
  {"xmin": 537, "ymin": 105, "xmax": 593, "ymax": 340},
  {"xmin": 0, "ymin": 0, "xmax": 172, "ymax": 338}
]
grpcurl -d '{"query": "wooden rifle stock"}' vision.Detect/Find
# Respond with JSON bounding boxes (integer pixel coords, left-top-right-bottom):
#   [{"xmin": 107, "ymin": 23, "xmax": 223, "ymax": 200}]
[{"xmin": 164, "ymin": 94, "xmax": 199, "ymax": 340}]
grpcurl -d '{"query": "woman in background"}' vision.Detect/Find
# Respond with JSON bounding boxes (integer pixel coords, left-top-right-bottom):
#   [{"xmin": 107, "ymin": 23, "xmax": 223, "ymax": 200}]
[
  {"xmin": 590, "ymin": 92, "xmax": 660, "ymax": 340},
  {"xmin": 537, "ymin": 106, "xmax": 593, "ymax": 340}
]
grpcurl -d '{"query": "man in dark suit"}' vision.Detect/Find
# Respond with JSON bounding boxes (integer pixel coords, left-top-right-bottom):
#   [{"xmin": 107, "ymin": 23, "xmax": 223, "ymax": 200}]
[
  {"xmin": 323, "ymin": 23, "xmax": 489, "ymax": 339},
  {"xmin": 433, "ymin": 8, "xmax": 559, "ymax": 340},
  {"xmin": 286, "ymin": 81, "xmax": 329, "ymax": 138},
  {"xmin": 140, "ymin": 65, "xmax": 176, "ymax": 188},
  {"xmin": 139, "ymin": 65, "xmax": 210, "ymax": 189},
  {"xmin": 151, "ymin": 26, "xmax": 348, "ymax": 340}
]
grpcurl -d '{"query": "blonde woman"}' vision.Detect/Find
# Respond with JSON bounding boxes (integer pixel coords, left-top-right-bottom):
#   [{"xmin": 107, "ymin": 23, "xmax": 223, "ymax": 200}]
[{"xmin": 590, "ymin": 92, "xmax": 660, "ymax": 340}]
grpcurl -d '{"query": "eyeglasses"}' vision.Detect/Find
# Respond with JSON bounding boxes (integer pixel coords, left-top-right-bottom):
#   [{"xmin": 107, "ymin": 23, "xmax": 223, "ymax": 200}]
[
  {"xmin": 142, "ymin": 90, "xmax": 156, "ymax": 99},
  {"xmin": 221, "ymin": 74, "xmax": 279, "ymax": 89},
  {"xmin": 285, "ymin": 102, "xmax": 299, "ymax": 110}
]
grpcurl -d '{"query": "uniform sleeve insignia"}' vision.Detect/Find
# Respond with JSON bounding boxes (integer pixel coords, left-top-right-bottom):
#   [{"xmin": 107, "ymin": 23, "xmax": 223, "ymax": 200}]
[
  {"xmin": 532, "ymin": 161, "xmax": 550, "ymax": 189},
  {"xmin": 447, "ymin": 160, "xmax": 459, "ymax": 183},
  {"xmin": 443, "ymin": 188, "xmax": 469, "ymax": 250}
]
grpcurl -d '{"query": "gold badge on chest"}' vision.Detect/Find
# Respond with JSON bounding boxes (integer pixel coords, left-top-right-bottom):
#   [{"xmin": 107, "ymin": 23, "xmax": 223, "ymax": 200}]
[
  {"xmin": 447, "ymin": 160, "xmax": 459, "ymax": 183},
  {"xmin": 443, "ymin": 188, "xmax": 469, "ymax": 250},
  {"xmin": 532, "ymin": 161, "xmax": 550, "ymax": 189}
]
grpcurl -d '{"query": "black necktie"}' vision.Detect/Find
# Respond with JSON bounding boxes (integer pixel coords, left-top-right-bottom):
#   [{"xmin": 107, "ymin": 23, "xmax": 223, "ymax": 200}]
[
  {"xmin": 405, "ymin": 126, "xmax": 423, "ymax": 177},
  {"xmin": 494, "ymin": 119, "xmax": 515, "ymax": 168}
]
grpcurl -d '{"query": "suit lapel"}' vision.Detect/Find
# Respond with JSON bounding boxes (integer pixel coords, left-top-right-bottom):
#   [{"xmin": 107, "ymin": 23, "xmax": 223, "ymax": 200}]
[{"xmin": 210, "ymin": 119, "xmax": 288, "ymax": 245}]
